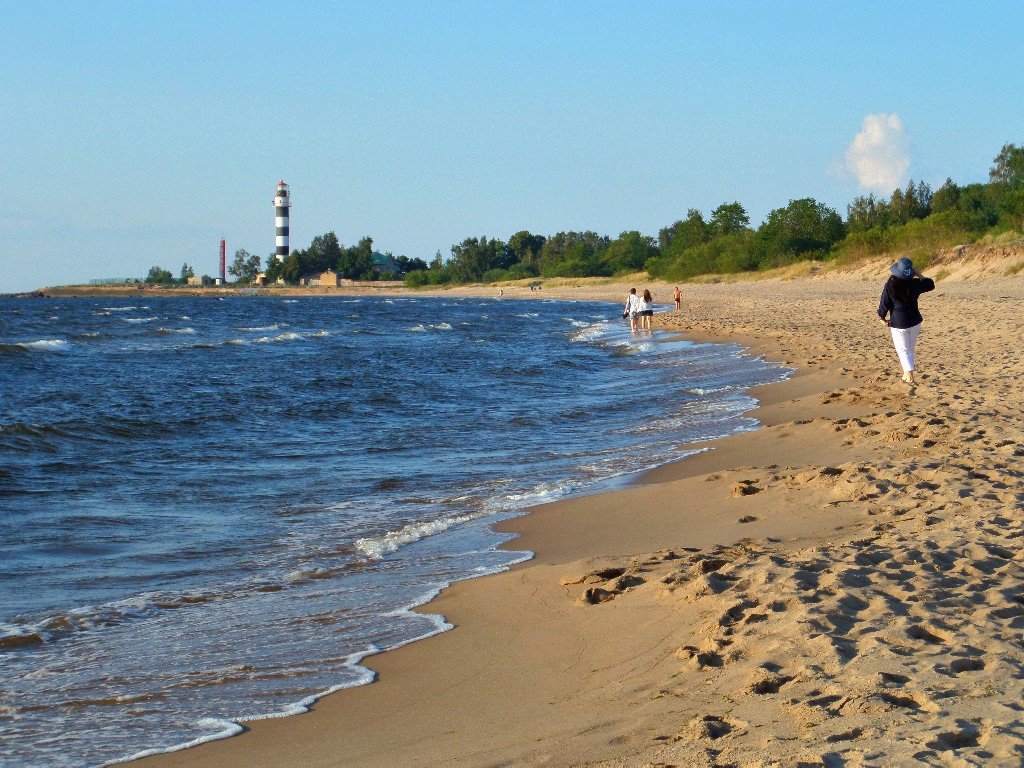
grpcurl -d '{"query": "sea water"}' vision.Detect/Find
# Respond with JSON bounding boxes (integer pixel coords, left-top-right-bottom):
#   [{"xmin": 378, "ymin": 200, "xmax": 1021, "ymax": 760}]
[{"xmin": 0, "ymin": 295, "xmax": 787, "ymax": 766}]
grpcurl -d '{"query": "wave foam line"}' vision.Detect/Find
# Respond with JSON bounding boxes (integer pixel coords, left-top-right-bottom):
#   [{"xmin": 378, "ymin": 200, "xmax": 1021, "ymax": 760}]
[
  {"xmin": 16, "ymin": 339, "xmax": 70, "ymax": 351},
  {"xmin": 102, "ymin": 555, "xmax": 532, "ymax": 767},
  {"xmin": 355, "ymin": 512, "xmax": 486, "ymax": 559}
]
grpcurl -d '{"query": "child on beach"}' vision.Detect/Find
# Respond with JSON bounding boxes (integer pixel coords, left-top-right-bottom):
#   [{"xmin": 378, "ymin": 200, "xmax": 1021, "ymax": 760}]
[
  {"xmin": 673, "ymin": 286, "xmax": 682, "ymax": 311},
  {"xmin": 877, "ymin": 257, "xmax": 935, "ymax": 385}
]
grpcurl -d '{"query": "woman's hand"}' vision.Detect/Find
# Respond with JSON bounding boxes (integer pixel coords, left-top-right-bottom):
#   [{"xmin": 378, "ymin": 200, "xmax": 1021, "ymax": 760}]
[{"xmin": 879, "ymin": 316, "xmax": 890, "ymax": 327}]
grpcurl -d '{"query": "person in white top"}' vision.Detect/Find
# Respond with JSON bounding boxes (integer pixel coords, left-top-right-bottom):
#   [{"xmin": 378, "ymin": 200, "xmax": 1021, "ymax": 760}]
[
  {"xmin": 638, "ymin": 289, "xmax": 654, "ymax": 330},
  {"xmin": 623, "ymin": 288, "xmax": 641, "ymax": 331}
]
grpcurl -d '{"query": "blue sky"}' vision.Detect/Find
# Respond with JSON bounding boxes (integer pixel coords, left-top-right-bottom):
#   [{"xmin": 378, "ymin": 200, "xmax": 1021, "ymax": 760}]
[{"xmin": 1, "ymin": 1, "xmax": 1022, "ymax": 291}]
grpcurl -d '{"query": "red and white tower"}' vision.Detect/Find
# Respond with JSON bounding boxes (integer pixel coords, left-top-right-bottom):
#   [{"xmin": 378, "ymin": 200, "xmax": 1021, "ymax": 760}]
[{"xmin": 219, "ymin": 238, "xmax": 227, "ymax": 283}]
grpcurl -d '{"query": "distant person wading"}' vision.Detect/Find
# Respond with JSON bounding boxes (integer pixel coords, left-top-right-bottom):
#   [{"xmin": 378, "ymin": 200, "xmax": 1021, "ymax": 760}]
[{"xmin": 877, "ymin": 257, "xmax": 935, "ymax": 386}]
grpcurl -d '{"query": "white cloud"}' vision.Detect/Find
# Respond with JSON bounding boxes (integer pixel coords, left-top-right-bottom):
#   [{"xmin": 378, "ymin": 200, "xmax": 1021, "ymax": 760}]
[{"xmin": 843, "ymin": 113, "xmax": 910, "ymax": 191}]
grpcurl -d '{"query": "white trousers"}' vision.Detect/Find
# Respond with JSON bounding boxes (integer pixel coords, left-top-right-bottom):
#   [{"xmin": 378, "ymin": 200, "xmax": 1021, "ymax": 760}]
[{"xmin": 890, "ymin": 323, "xmax": 922, "ymax": 372}]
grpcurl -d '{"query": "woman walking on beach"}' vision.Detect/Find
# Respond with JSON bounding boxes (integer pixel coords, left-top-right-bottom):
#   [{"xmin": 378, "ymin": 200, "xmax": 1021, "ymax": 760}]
[
  {"xmin": 878, "ymin": 257, "xmax": 935, "ymax": 385},
  {"xmin": 639, "ymin": 289, "xmax": 654, "ymax": 330}
]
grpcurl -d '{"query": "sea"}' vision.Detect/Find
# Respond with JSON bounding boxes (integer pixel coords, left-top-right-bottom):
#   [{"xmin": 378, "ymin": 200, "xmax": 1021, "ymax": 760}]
[{"xmin": 0, "ymin": 294, "xmax": 787, "ymax": 767}]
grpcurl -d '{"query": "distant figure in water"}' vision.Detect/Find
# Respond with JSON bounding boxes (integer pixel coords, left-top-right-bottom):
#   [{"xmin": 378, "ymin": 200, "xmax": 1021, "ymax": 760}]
[
  {"xmin": 878, "ymin": 257, "xmax": 935, "ymax": 386},
  {"xmin": 639, "ymin": 289, "xmax": 654, "ymax": 330},
  {"xmin": 673, "ymin": 286, "xmax": 682, "ymax": 311},
  {"xmin": 623, "ymin": 287, "xmax": 640, "ymax": 331}
]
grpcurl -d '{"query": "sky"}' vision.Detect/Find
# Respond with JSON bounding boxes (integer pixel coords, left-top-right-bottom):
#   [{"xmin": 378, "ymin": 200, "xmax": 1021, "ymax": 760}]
[{"xmin": 1, "ymin": 1, "xmax": 1022, "ymax": 292}]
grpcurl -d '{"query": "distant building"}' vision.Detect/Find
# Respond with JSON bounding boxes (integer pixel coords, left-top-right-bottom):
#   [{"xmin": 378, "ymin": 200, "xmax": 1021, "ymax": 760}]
[
  {"xmin": 187, "ymin": 275, "xmax": 214, "ymax": 287},
  {"xmin": 254, "ymin": 273, "xmax": 268, "ymax": 287},
  {"xmin": 299, "ymin": 269, "xmax": 339, "ymax": 287}
]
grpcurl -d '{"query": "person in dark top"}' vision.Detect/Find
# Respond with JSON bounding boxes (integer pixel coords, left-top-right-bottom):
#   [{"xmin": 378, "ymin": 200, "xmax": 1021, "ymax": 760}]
[{"xmin": 877, "ymin": 256, "xmax": 935, "ymax": 385}]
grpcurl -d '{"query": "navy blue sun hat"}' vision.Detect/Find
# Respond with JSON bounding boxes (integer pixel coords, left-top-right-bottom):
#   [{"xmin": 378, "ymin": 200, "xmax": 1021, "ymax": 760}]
[{"xmin": 890, "ymin": 257, "xmax": 915, "ymax": 278}]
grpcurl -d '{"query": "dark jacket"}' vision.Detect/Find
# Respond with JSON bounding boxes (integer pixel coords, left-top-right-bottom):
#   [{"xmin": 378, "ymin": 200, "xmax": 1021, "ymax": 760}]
[{"xmin": 878, "ymin": 276, "xmax": 935, "ymax": 329}]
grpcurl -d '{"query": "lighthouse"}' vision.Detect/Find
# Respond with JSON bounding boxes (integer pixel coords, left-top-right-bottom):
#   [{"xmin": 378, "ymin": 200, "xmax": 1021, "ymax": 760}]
[{"xmin": 274, "ymin": 181, "xmax": 291, "ymax": 262}]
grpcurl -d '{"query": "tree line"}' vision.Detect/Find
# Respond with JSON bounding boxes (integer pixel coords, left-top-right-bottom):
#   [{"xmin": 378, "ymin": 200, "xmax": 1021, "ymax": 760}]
[
  {"xmin": 142, "ymin": 237, "xmax": 428, "ymax": 286},
  {"xmin": 142, "ymin": 142, "xmax": 1023, "ymax": 287},
  {"xmin": 405, "ymin": 141, "xmax": 1024, "ymax": 286}
]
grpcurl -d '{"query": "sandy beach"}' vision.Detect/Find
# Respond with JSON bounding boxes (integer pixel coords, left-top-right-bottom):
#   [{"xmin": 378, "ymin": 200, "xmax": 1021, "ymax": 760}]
[{"xmin": 134, "ymin": 264, "xmax": 1024, "ymax": 767}]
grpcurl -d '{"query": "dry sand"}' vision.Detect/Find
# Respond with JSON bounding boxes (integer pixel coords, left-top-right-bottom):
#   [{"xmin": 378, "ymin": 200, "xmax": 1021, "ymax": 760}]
[{"xmin": 135, "ymin": 271, "xmax": 1024, "ymax": 768}]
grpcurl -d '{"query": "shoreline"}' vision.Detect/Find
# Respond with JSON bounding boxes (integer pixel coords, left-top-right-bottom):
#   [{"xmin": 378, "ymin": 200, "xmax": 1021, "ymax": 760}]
[
  {"xmin": 134, "ymin": 274, "xmax": 1024, "ymax": 766},
  {"xmin": 131, "ymin": 290, "xmax": 855, "ymax": 768}
]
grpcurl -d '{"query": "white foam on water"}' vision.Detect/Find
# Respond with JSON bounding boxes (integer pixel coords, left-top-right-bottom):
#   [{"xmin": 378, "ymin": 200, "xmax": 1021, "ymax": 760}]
[
  {"xmin": 568, "ymin": 320, "xmax": 609, "ymax": 343},
  {"xmin": 408, "ymin": 324, "xmax": 427, "ymax": 332},
  {"xmin": 355, "ymin": 512, "xmax": 488, "ymax": 559},
  {"xmin": 235, "ymin": 324, "xmax": 282, "ymax": 332},
  {"xmin": 123, "ymin": 317, "xmax": 158, "ymax": 324},
  {"xmin": 103, "ymin": 306, "xmax": 137, "ymax": 312},
  {"xmin": 105, "ymin": 719, "xmax": 244, "ymax": 766},
  {"xmin": 253, "ymin": 332, "xmax": 304, "ymax": 344},
  {"xmin": 100, "ymin": 592, "xmax": 485, "ymax": 766},
  {"xmin": 17, "ymin": 339, "xmax": 70, "ymax": 351},
  {"xmin": 155, "ymin": 328, "xmax": 196, "ymax": 335}
]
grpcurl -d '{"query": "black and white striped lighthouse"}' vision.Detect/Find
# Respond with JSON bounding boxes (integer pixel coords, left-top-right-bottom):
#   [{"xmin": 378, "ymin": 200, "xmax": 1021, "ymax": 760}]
[{"xmin": 274, "ymin": 181, "xmax": 291, "ymax": 261}]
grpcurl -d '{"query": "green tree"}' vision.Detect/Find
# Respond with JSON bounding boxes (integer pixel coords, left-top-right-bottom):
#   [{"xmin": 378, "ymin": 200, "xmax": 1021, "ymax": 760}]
[
  {"xmin": 264, "ymin": 255, "xmax": 284, "ymax": 283},
  {"xmin": 338, "ymin": 236, "xmax": 378, "ymax": 279},
  {"xmin": 931, "ymin": 178, "xmax": 960, "ymax": 214},
  {"xmin": 990, "ymin": 143, "xmax": 1024, "ymax": 187},
  {"xmin": 537, "ymin": 231, "xmax": 610, "ymax": 275},
  {"xmin": 448, "ymin": 236, "xmax": 513, "ymax": 282},
  {"xmin": 228, "ymin": 249, "xmax": 261, "ymax": 283},
  {"xmin": 180, "ymin": 263, "xmax": 195, "ymax": 283},
  {"xmin": 394, "ymin": 255, "xmax": 429, "ymax": 274},
  {"xmin": 601, "ymin": 231, "xmax": 658, "ymax": 273},
  {"xmin": 659, "ymin": 209, "xmax": 710, "ymax": 254},
  {"xmin": 304, "ymin": 232, "xmax": 343, "ymax": 273},
  {"xmin": 507, "ymin": 230, "xmax": 547, "ymax": 266},
  {"xmin": 280, "ymin": 251, "xmax": 303, "ymax": 284},
  {"xmin": 847, "ymin": 193, "xmax": 884, "ymax": 232},
  {"xmin": 709, "ymin": 202, "xmax": 750, "ymax": 237},
  {"xmin": 756, "ymin": 198, "xmax": 845, "ymax": 264},
  {"xmin": 145, "ymin": 266, "xmax": 175, "ymax": 285},
  {"xmin": 1000, "ymin": 187, "xmax": 1024, "ymax": 230}
]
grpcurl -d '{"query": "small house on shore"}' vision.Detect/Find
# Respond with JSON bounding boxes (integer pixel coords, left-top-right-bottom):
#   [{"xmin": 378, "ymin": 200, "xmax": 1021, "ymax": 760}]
[
  {"xmin": 187, "ymin": 275, "xmax": 214, "ymax": 287},
  {"xmin": 299, "ymin": 269, "xmax": 340, "ymax": 287}
]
